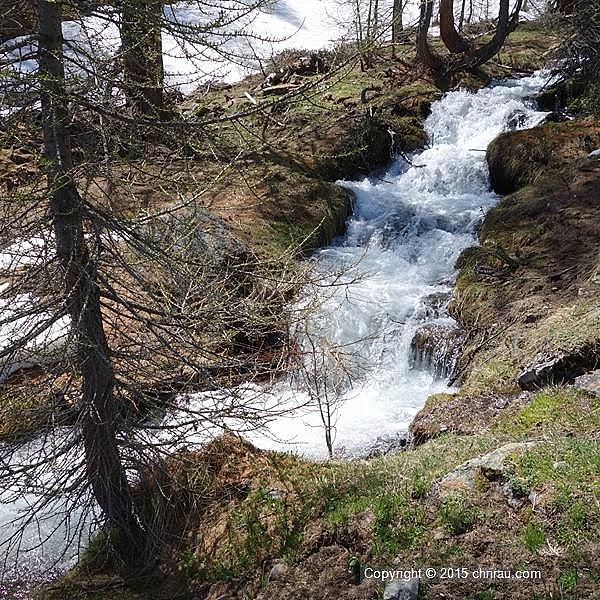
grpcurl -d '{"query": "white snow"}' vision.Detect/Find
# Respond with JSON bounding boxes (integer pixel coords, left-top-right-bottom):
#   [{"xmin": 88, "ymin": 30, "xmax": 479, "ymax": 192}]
[{"xmin": 0, "ymin": 0, "xmax": 551, "ymax": 97}]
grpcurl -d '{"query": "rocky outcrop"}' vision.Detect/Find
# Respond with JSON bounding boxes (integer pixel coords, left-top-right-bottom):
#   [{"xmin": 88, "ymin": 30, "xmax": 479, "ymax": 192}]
[
  {"xmin": 448, "ymin": 119, "xmax": 600, "ymax": 402},
  {"xmin": 518, "ymin": 347, "xmax": 600, "ymax": 390},
  {"xmin": 437, "ymin": 442, "xmax": 538, "ymax": 495}
]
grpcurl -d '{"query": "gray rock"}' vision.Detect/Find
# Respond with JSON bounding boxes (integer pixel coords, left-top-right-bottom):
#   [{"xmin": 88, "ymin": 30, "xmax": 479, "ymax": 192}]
[
  {"xmin": 363, "ymin": 432, "xmax": 408, "ymax": 458},
  {"xmin": 409, "ymin": 321, "xmax": 464, "ymax": 379},
  {"xmin": 494, "ymin": 397, "xmax": 509, "ymax": 410},
  {"xmin": 384, "ymin": 577, "xmax": 419, "ymax": 600},
  {"xmin": 265, "ymin": 487, "xmax": 286, "ymax": 500},
  {"xmin": 507, "ymin": 109, "xmax": 528, "ymax": 130},
  {"xmin": 500, "ymin": 481, "xmax": 528, "ymax": 509},
  {"xmin": 519, "ymin": 351, "xmax": 599, "ymax": 391},
  {"xmin": 268, "ymin": 560, "xmax": 288, "ymax": 582},
  {"xmin": 574, "ymin": 370, "xmax": 600, "ymax": 397},
  {"xmin": 438, "ymin": 442, "xmax": 538, "ymax": 494},
  {"xmin": 518, "ymin": 353, "xmax": 564, "ymax": 390}
]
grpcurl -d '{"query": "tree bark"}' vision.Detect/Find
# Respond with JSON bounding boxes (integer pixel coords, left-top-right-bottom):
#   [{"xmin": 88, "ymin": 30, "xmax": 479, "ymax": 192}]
[
  {"xmin": 37, "ymin": 0, "xmax": 145, "ymax": 567},
  {"xmin": 439, "ymin": 0, "xmax": 471, "ymax": 53},
  {"xmin": 416, "ymin": 0, "xmax": 443, "ymax": 71},
  {"xmin": 417, "ymin": 0, "xmax": 523, "ymax": 78},
  {"xmin": 120, "ymin": 0, "xmax": 164, "ymax": 117},
  {"xmin": 392, "ymin": 0, "xmax": 403, "ymax": 43},
  {"xmin": 449, "ymin": 0, "xmax": 522, "ymax": 73}
]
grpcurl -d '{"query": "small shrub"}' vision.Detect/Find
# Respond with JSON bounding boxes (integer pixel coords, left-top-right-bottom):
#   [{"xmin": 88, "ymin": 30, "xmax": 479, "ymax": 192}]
[{"xmin": 438, "ymin": 494, "xmax": 477, "ymax": 535}]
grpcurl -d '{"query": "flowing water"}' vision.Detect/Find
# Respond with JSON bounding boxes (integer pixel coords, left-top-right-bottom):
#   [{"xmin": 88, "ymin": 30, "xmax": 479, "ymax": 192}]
[
  {"xmin": 0, "ymin": 73, "xmax": 550, "ymax": 590},
  {"xmin": 242, "ymin": 72, "xmax": 551, "ymax": 457}
]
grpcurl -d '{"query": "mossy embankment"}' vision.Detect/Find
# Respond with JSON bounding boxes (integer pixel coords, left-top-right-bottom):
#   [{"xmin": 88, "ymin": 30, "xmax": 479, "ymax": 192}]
[{"xmin": 411, "ymin": 118, "xmax": 600, "ymax": 442}]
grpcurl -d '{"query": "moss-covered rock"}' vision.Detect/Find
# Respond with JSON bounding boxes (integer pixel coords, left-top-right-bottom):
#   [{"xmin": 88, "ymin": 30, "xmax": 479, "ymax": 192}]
[{"xmin": 486, "ymin": 120, "xmax": 600, "ymax": 195}]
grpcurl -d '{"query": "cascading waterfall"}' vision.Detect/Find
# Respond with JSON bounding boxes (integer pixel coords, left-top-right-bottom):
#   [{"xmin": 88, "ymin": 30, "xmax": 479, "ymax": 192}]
[
  {"xmin": 0, "ymin": 73, "xmax": 550, "ymax": 589},
  {"xmin": 245, "ymin": 72, "xmax": 551, "ymax": 456}
]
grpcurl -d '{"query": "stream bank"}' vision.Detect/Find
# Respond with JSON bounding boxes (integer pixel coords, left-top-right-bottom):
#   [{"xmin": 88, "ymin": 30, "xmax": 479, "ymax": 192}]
[{"xmin": 41, "ymin": 68, "xmax": 600, "ymax": 600}]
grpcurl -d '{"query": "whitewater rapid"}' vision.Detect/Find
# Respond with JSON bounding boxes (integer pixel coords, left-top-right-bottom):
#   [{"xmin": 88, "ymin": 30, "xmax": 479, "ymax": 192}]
[
  {"xmin": 0, "ymin": 73, "xmax": 550, "ymax": 590},
  {"xmin": 241, "ymin": 72, "xmax": 551, "ymax": 457}
]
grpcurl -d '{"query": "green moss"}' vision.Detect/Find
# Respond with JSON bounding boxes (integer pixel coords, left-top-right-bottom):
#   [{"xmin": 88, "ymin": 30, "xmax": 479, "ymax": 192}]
[
  {"xmin": 258, "ymin": 180, "xmax": 350, "ymax": 256},
  {"xmin": 521, "ymin": 523, "xmax": 546, "ymax": 553},
  {"xmin": 460, "ymin": 357, "xmax": 519, "ymax": 396},
  {"xmin": 495, "ymin": 387, "xmax": 600, "ymax": 437}
]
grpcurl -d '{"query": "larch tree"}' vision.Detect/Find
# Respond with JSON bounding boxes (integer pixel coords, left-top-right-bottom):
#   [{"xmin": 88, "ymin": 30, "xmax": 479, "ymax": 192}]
[
  {"xmin": 119, "ymin": 0, "xmax": 165, "ymax": 116},
  {"xmin": 36, "ymin": 0, "xmax": 146, "ymax": 566},
  {"xmin": 0, "ymin": 0, "xmax": 326, "ymax": 576}
]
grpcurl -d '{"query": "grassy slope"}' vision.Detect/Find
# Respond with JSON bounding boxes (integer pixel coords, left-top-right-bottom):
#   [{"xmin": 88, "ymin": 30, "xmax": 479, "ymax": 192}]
[{"xmin": 47, "ymin": 395, "xmax": 599, "ymax": 599}]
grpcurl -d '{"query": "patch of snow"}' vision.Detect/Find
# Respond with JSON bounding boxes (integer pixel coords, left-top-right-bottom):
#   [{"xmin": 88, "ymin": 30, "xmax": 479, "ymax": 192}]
[{"xmin": 0, "ymin": 0, "xmax": 552, "ymax": 98}]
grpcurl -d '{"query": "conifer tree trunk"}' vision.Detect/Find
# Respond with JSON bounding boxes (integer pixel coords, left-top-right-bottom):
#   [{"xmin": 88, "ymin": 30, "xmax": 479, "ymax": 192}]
[
  {"xmin": 37, "ymin": 0, "xmax": 145, "ymax": 567},
  {"xmin": 392, "ymin": 0, "xmax": 403, "ymax": 43},
  {"xmin": 121, "ymin": 0, "xmax": 165, "ymax": 116}
]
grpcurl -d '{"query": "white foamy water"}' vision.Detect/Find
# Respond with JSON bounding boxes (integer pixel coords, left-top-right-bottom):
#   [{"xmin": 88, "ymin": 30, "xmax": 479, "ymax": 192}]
[
  {"xmin": 236, "ymin": 72, "xmax": 552, "ymax": 457},
  {"xmin": 0, "ymin": 73, "xmax": 551, "ymax": 591}
]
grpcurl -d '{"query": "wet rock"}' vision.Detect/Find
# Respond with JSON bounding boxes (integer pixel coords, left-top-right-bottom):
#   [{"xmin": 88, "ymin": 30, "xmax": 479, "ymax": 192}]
[
  {"xmin": 363, "ymin": 432, "xmax": 408, "ymax": 458},
  {"xmin": 574, "ymin": 370, "xmax": 600, "ymax": 397},
  {"xmin": 544, "ymin": 111, "xmax": 569, "ymax": 123},
  {"xmin": 533, "ymin": 79, "xmax": 586, "ymax": 112},
  {"xmin": 437, "ymin": 442, "xmax": 538, "ymax": 495},
  {"xmin": 507, "ymin": 109, "xmax": 528, "ymax": 130},
  {"xmin": 383, "ymin": 577, "xmax": 419, "ymax": 600},
  {"xmin": 419, "ymin": 292, "xmax": 451, "ymax": 319},
  {"xmin": 409, "ymin": 322, "xmax": 464, "ymax": 379}
]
